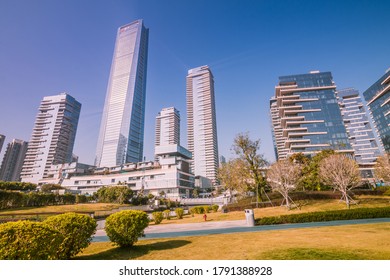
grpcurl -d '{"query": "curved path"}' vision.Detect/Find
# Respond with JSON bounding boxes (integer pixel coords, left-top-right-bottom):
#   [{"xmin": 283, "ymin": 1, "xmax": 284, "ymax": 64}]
[{"xmin": 92, "ymin": 218, "xmax": 390, "ymax": 242}]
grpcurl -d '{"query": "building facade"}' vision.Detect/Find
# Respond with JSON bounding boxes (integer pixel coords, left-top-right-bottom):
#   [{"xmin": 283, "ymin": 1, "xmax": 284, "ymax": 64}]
[
  {"xmin": 0, "ymin": 139, "xmax": 28, "ymax": 181},
  {"xmin": 21, "ymin": 93, "xmax": 81, "ymax": 184},
  {"xmin": 270, "ymin": 71, "xmax": 352, "ymax": 159},
  {"xmin": 155, "ymin": 107, "xmax": 180, "ymax": 147},
  {"xmin": 363, "ymin": 70, "xmax": 390, "ymax": 153},
  {"xmin": 95, "ymin": 20, "xmax": 149, "ymax": 167},
  {"xmin": 337, "ymin": 88, "xmax": 381, "ymax": 177},
  {"xmin": 186, "ymin": 65, "xmax": 219, "ymax": 185}
]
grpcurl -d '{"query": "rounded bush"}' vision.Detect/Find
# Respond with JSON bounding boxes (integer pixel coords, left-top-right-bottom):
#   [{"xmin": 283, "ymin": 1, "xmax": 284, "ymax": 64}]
[
  {"xmin": 0, "ymin": 221, "xmax": 63, "ymax": 260},
  {"xmin": 152, "ymin": 211, "xmax": 164, "ymax": 224},
  {"xmin": 105, "ymin": 210, "xmax": 149, "ymax": 247},
  {"xmin": 175, "ymin": 208, "xmax": 184, "ymax": 219},
  {"xmin": 44, "ymin": 212, "xmax": 97, "ymax": 259},
  {"xmin": 211, "ymin": 204, "xmax": 219, "ymax": 212}
]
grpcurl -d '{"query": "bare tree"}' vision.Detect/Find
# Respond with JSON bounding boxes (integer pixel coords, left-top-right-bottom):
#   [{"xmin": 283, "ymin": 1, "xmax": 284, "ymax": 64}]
[
  {"xmin": 232, "ymin": 133, "xmax": 268, "ymax": 205},
  {"xmin": 319, "ymin": 154, "xmax": 361, "ymax": 208},
  {"xmin": 375, "ymin": 153, "xmax": 390, "ymax": 182},
  {"xmin": 217, "ymin": 158, "xmax": 251, "ymax": 197},
  {"xmin": 267, "ymin": 160, "xmax": 302, "ymax": 209}
]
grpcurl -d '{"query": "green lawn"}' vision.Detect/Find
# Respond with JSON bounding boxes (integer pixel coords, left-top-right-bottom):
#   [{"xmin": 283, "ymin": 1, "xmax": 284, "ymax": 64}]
[{"xmin": 76, "ymin": 222, "xmax": 390, "ymax": 260}]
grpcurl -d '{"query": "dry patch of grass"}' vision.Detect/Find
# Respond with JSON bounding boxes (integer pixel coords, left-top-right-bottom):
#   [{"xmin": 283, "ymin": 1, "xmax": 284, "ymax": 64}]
[{"xmin": 77, "ymin": 223, "xmax": 390, "ymax": 260}]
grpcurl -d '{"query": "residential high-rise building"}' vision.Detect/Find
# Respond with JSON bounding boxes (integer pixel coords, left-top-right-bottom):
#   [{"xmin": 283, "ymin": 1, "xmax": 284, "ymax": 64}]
[
  {"xmin": 21, "ymin": 93, "xmax": 81, "ymax": 184},
  {"xmin": 270, "ymin": 71, "xmax": 352, "ymax": 159},
  {"xmin": 95, "ymin": 20, "xmax": 149, "ymax": 167},
  {"xmin": 0, "ymin": 139, "xmax": 28, "ymax": 181},
  {"xmin": 155, "ymin": 107, "xmax": 180, "ymax": 147},
  {"xmin": 337, "ymin": 88, "xmax": 381, "ymax": 177},
  {"xmin": 0, "ymin": 134, "xmax": 5, "ymax": 154},
  {"xmin": 186, "ymin": 65, "xmax": 219, "ymax": 185},
  {"xmin": 363, "ymin": 69, "xmax": 390, "ymax": 153}
]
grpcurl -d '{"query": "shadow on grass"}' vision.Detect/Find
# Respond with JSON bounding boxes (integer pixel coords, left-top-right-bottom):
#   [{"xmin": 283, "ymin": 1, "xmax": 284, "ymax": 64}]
[{"xmin": 75, "ymin": 240, "xmax": 191, "ymax": 260}]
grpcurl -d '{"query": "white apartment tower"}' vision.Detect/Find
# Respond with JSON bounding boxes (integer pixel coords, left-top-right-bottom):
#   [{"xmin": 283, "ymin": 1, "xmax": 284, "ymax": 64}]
[
  {"xmin": 186, "ymin": 65, "xmax": 219, "ymax": 185},
  {"xmin": 21, "ymin": 93, "xmax": 81, "ymax": 184},
  {"xmin": 95, "ymin": 20, "xmax": 149, "ymax": 167},
  {"xmin": 155, "ymin": 107, "xmax": 180, "ymax": 148}
]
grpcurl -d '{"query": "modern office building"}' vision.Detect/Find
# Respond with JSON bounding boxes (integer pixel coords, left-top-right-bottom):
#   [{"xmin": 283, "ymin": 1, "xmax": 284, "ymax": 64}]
[
  {"xmin": 0, "ymin": 134, "xmax": 5, "ymax": 154},
  {"xmin": 95, "ymin": 20, "xmax": 149, "ymax": 167},
  {"xmin": 20, "ymin": 93, "xmax": 81, "ymax": 184},
  {"xmin": 155, "ymin": 107, "xmax": 180, "ymax": 147},
  {"xmin": 40, "ymin": 144, "xmax": 194, "ymax": 199},
  {"xmin": 363, "ymin": 70, "xmax": 390, "ymax": 153},
  {"xmin": 0, "ymin": 139, "xmax": 28, "ymax": 181},
  {"xmin": 337, "ymin": 88, "xmax": 381, "ymax": 177},
  {"xmin": 270, "ymin": 71, "xmax": 353, "ymax": 159},
  {"xmin": 186, "ymin": 65, "xmax": 219, "ymax": 185}
]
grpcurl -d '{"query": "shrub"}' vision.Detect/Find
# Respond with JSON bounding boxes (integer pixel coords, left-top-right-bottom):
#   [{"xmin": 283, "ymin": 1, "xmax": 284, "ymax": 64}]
[
  {"xmin": 76, "ymin": 194, "xmax": 88, "ymax": 204},
  {"xmin": 203, "ymin": 206, "xmax": 211, "ymax": 213},
  {"xmin": 211, "ymin": 204, "xmax": 219, "ymax": 212},
  {"xmin": 0, "ymin": 221, "xmax": 63, "ymax": 260},
  {"xmin": 189, "ymin": 207, "xmax": 197, "ymax": 217},
  {"xmin": 163, "ymin": 209, "xmax": 171, "ymax": 220},
  {"xmin": 152, "ymin": 211, "xmax": 164, "ymax": 224},
  {"xmin": 44, "ymin": 213, "xmax": 97, "ymax": 259},
  {"xmin": 105, "ymin": 210, "xmax": 149, "ymax": 247},
  {"xmin": 255, "ymin": 207, "xmax": 390, "ymax": 225},
  {"xmin": 175, "ymin": 208, "xmax": 184, "ymax": 219}
]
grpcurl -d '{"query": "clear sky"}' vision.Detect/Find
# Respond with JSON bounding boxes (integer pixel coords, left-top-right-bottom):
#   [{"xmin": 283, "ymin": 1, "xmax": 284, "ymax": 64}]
[{"xmin": 0, "ymin": 0, "xmax": 389, "ymax": 165}]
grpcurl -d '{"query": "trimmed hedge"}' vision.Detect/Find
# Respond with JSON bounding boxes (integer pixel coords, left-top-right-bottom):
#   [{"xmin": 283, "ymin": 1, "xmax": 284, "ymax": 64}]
[
  {"xmin": 256, "ymin": 207, "xmax": 390, "ymax": 225},
  {"xmin": 0, "ymin": 221, "xmax": 64, "ymax": 260},
  {"xmin": 152, "ymin": 211, "xmax": 164, "ymax": 224},
  {"xmin": 44, "ymin": 213, "xmax": 97, "ymax": 259},
  {"xmin": 175, "ymin": 208, "xmax": 184, "ymax": 219},
  {"xmin": 105, "ymin": 210, "xmax": 149, "ymax": 247}
]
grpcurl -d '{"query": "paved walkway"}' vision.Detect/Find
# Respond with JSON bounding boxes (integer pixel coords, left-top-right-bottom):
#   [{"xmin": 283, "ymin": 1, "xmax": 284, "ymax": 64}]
[{"xmin": 92, "ymin": 218, "xmax": 390, "ymax": 242}]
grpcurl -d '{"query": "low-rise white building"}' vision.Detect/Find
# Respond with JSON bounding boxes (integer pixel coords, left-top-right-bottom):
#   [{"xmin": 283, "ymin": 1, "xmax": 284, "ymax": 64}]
[{"xmin": 39, "ymin": 144, "xmax": 194, "ymax": 199}]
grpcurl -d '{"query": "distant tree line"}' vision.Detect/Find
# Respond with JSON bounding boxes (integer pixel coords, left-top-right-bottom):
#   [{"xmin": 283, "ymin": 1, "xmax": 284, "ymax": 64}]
[{"xmin": 0, "ymin": 181, "xmax": 37, "ymax": 192}]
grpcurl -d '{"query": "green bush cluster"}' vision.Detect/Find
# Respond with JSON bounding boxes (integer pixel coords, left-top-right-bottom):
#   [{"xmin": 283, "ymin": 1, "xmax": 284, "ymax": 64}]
[
  {"xmin": 105, "ymin": 210, "xmax": 149, "ymax": 247},
  {"xmin": 96, "ymin": 186, "xmax": 133, "ymax": 204},
  {"xmin": 175, "ymin": 208, "xmax": 184, "ymax": 219},
  {"xmin": 0, "ymin": 213, "xmax": 96, "ymax": 260},
  {"xmin": 189, "ymin": 205, "xmax": 216, "ymax": 214},
  {"xmin": 211, "ymin": 205, "xmax": 219, "ymax": 212},
  {"xmin": 152, "ymin": 211, "xmax": 164, "ymax": 224},
  {"xmin": 256, "ymin": 207, "xmax": 390, "ymax": 225},
  {"xmin": 0, "ymin": 181, "xmax": 37, "ymax": 191},
  {"xmin": 0, "ymin": 190, "xmax": 77, "ymax": 210}
]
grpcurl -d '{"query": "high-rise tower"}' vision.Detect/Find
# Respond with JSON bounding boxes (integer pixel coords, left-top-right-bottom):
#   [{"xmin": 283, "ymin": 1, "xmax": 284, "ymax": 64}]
[
  {"xmin": 186, "ymin": 65, "xmax": 219, "ymax": 184},
  {"xmin": 0, "ymin": 139, "xmax": 28, "ymax": 182},
  {"xmin": 95, "ymin": 20, "xmax": 149, "ymax": 167},
  {"xmin": 363, "ymin": 70, "xmax": 390, "ymax": 153},
  {"xmin": 155, "ymin": 107, "xmax": 180, "ymax": 147},
  {"xmin": 21, "ymin": 93, "xmax": 81, "ymax": 184},
  {"xmin": 270, "ymin": 71, "xmax": 352, "ymax": 159},
  {"xmin": 337, "ymin": 88, "xmax": 381, "ymax": 177},
  {"xmin": 0, "ymin": 134, "xmax": 5, "ymax": 154}
]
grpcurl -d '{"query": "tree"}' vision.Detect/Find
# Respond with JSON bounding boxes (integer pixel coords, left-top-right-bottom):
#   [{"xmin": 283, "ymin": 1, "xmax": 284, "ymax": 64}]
[
  {"xmin": 96, "ymin": 186, "xmax": 134, "ymax": 204},
  {"xmin": 375, "ymin": 153, "xmax": 390, "ymax": 182},
  {"xmin": 319, "ymin": 154, "xmax": 361, "ymax": 208},
  {"xmin": 40, "ymin": 184, "xmax": 63, "ymax": 193},
  {"xmin": 299, "ymin": 149, "xmax": 335, "ymax": 191},
  {"xmin": 217, "ymin": 158, "xmax": 251, "ymax": 196},
  {"xmin": 267, "ymin": 160, "xmax": 302, "ymax": 209},
  {"xmin": 232, "ymin": 133, "xmax": 268, "ymax": 203}
]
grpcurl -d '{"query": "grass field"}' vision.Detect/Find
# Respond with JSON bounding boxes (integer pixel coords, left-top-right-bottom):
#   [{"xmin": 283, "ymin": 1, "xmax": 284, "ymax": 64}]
[{"xmin": 76, "ymin": 222, "xmax": 390, "ymax": 260}]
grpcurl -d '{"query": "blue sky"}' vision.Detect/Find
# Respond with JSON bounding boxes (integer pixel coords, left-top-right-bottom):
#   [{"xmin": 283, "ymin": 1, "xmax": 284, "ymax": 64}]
[{"xmin": 0, "ymin": 0, "xmax": 389, "ymax": 165}]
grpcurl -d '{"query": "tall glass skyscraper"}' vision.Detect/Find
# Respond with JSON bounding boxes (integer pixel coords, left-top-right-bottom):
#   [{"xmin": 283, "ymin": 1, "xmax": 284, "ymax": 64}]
[
  {"xmin": 95, "ymin": 20, "xmax": 149, "ymax": 167},
  {"xmin": 363, "ymin": 70, "xmax": 390, "ymax": 153},
  {"xmin": 270, "ymin": 71, "xmax": 352, "ymax": 159},
  {"xmin": 337, "ymin": 88, "xmax": 381, "ymax": 177},
  {"xmin": 186, "ymin": 65, "xmax": 219, "ymax": 185},
  {"xmin": 0, "ymin": 134, "xmax": 5, "ymax": 154},
  {"xmin": 21, "ymin": 93, "xmax": 81, "ymax": 184}
]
